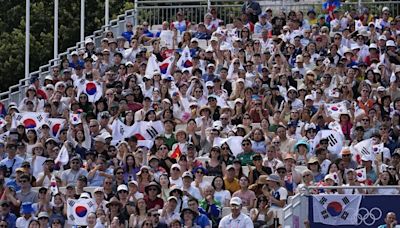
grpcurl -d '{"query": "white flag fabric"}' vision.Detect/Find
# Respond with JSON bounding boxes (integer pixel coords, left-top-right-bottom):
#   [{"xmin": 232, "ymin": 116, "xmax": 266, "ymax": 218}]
[
  {"xmin": 356, "ymin": 167, "xmax": 367, "ymax": 182},
  {"xmin": 67, "ymin": 198, "xmax": 96, "ymax": 225},
  {"xmin": 32, "ymin": 156, "xmax": 47, "ymax": 177},
  {"xmin": 47, "ymin": 118, "xmax": 66, "ymax": 138},
  {"xmin": 313, "ymin": 195, "xmax": 362, "ymax": 225},
  {"xmin": 55, "ymin": 144, "xmax": 70, "ymax": 165},
  {"xmin": 111, "ymin": 119, "xmax": 165, "ymax": 143},
  {"xmin": 70, "ymin": 113, "xmax": 82, "ymax": 125},
  {"xmin": 12, "ymin": 112, "xmax": 49, "ymax": 130},
  {"xmin": 76, "ymin": 80, "xmax": 103, "ymax": 102},
  {"xmin": 313, "ymin": 130, "xmax": 343, "ymax": 155},
  {"xmin": 325, "ymin": 101, "xmax": 348, "ymax": 121},
  {"xmin": 137, "ymin": 140, "xmax": 154, "ymax": 149},
  {"xmin": 220, "ymin": 136, "xmax": 244, "ymax": 157},
  {"xmin": 0, "ymin": 117, "xmax": 6, "ymax": 129},
  {"xmin": 177, "ymin": 46, "xmax": 193, "ymax": 70},
  {"xmin": 352, "ymin": 139, "xmax": 375, "ymax": 162},
  {"xmin": 145, "ymin": 54, "xmax": 160, "ymax": 77},
  {"xmin": 159, "ymin": 30, "xmax": 174, "ymax": 49}
]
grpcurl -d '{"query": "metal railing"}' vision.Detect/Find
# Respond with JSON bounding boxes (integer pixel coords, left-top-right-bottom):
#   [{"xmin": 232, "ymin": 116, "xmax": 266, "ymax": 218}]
[{"xmin": 2, "ymin": 1, "xmax": 400, "ymax": 107}]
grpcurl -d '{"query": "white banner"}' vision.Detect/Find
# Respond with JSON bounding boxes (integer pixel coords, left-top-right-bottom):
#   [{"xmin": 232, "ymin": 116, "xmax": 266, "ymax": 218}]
[
  {"xmin": 32, "ymin": 156, "xmax": 47, "ymax": 177},
  {"xmin": 12, "ymin": 112, "xmax": 49, "ymax": 130},
  {"xmin": 220, "ymin": 136, "xmax": 244, "ymax": 157},
  {"xmin": 67, "ymin": 198, "xmax": 96, "ymax": 225},
  {"xmin": 313, "ymin": 195, "xmax": 362, "ymax": 225},
  {"xmin": 352, "ymin": 139, "xmax": 375, "ymax": 162},
  {"xmin": 55, "ymin": 144, "xmax": 70, "ymax": 165}
]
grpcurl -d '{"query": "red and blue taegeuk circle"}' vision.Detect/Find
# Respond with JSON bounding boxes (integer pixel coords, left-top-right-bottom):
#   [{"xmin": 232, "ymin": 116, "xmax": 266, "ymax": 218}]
[
  {"xmin": 52, "ymin": 123, "xmax": 60, "ymax": 136},
  {"xmin": 85, "ymin": 82, "xmax": 97, "ymax": 95},
  {"xmin": 327, "ymin": 201, "xmax": 342, "ymax": 217},
  {"xmin": 23, "ymin": 119, "xmax": 36, "ymax": 129},
  {"xmin": 75, "ymin": 205, "xmax": 88, "ymax": 217},
  {"xmin": 331, "ymin": 106, "xmax": 338, "ymax": 111}
]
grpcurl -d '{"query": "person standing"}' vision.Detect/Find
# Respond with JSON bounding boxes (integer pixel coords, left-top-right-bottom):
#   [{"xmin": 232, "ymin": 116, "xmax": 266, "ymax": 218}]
[{"xmin": 241, "ymin": 0, "xmax": 262, "ymax": 24}]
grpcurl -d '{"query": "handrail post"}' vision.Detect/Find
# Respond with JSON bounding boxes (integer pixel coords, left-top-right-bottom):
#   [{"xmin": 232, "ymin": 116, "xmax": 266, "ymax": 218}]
[
  {"xmin": 134, "ymin": 0, "xmax": 138, "ymax": 25},
  {"xmin": 105, "ymin": 0, "xmax": 109, "ymax": 28},
  {"xmin": 54, "ymin": 0, "xmax": 59, "ymax": 59},
  {"xmin": 80, "ymin": 0, "xmax": 85, "ymax": 48},
  {"xmin": 25, "ymin": 0, "xmax": 30, "ymax": 81},
  {"xmin": 207, "ymin": 0, "xmax": 211, "ymax": 12}
]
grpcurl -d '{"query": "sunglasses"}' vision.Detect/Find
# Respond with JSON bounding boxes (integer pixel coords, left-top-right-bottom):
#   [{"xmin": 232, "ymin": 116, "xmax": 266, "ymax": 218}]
[
  {"xmin": 196, "ymin": 171, "xmax": 204, "ymax": 174},
  {"xmin": 221, "ymin": 147, "xmax": 229, "ymax": 150},
  {"xmin": 148, "ymin": 188, "xmax": 158, "ymax": 191},
  {"xmin": 242, "ymin": 143, "xmax": 251, "ymax": 146},
  {"xmin": 116, "ymin": 172, "xmax": 124, "ymax": 175},
  {"xmin": 172, "ymin": 168, "xmax": 180, "ymax": 171},
  {"xmin": 303, "ymin": 174, "xmax": 311, "ymax": 178},
  {"xmin": 118, "ymin": 190, "xmax": 128, "ymax": 193}
]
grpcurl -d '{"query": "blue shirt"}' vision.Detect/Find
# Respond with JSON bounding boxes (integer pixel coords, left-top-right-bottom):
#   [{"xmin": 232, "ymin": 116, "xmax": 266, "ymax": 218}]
[
  {"xmin": 194, "ymin": 211, "xmax": 211, "ymax": 228},
  {"xmin": 0, "ymin": 156, "xmax": 23, "ymax": 179},
  {"xmin": 121, "ymin": 31, "xmax": 134, "ymax": 43},
  {"xmin": 2, "ymin": 212, "xmax": 17, "ymax": 228},
  {"xmin": 89, "ymin": 168, "xmax": 114, "ymax": 186}
]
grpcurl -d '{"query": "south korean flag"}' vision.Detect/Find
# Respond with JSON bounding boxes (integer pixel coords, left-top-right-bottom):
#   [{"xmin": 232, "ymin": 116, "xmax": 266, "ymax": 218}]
[{"xmin": 313, "ymin": 195, "xmax": 362, "ymax": 225}]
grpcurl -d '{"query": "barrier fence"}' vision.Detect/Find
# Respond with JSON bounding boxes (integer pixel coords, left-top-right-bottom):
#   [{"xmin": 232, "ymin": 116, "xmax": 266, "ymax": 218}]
[{"xmin": 283, "ymin": 185, "xmax": 400, "ymax": 228}]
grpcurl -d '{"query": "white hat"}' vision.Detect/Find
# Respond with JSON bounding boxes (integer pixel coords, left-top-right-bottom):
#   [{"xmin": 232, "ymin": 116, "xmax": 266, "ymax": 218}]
[
  {"xmin": 189, "ymin": 102, "xmax": 198, "ymax": 107},
  {"xmin": 94, "ymin": 135, "xmax": 106, "ymax": 144},
  {"xmin": 128, "ymin": 180, "xmax": 138, "ymax": 186},
  {"xmin": 94, "ymin": 187, "xmax": 104, "ymax": 193},
  {"xmin": 190, "ymin": 38, "xmax": 199, "ymax": 43},
  {"xmin": 288, "ymin": 86, "xmax": 297, "ymax": 92},
  {"xmin": 234, "ymin": 98, "xmax": 244, "ymax": 104},
  {"xmin": 207, "ymin": 63, "xmax": 215, "ymax": 68},
  {"xmin": 305, "ymin": 95, "xmax": 314, "ymax": 101},
  {"xmin": 210, "ymin": 37, "xmax": 219, "ymax": 42},
  {"xmin": 305, "ymin": 123, "xmax": 316, "ymax": 130},
  {"xmin": 162, "ymin": 98, "xmax": 171, "ymax": 104},
  {"xmin": 44, "ymin": 75, "xmax": 54, "ymax": 81},
  {"xmin": 386, "ymin": 40, "xmax": 396, "ymax": 47},
  {"xmin": 182, "ymin": 171, "xmax": 193, "ymax": 179},
  {"xmin": 102, "ymin": 49, "xmax": 110, "ymax": 53},
  {"xmin": 125, "ymin": 61, "xmax": 134, "ymax": 66},
  {"xmin": 45, "ymin": 84, "xmax": 55, "ymax": 90},
  {"xmin": 379, "ymin": 35, "xmax": 387, "ymax": 41},
  {"xmin": 38, "ymin": 212, "xmax": 49, "ymax": 219},
  {"xmin": 377, "ymin": 86, "xmax": 386, "ymax": 92},
  {"xmin": 295, "ymin": 55, "xmax": 303, "ymax": 63},
  {"xmin": 205, "ymin": 47, "xmax": 213, "ymax": 52},
  {"xmin": 117, "ymin": 184, "xmax": 128, "ymax": 192},
  {"xmin": 343, "ymin": 47, "xmax": 352, "ymax": 55},
  {"xmin": 369, "ymin": 43, "xmax": 378, "ymax": 49},
  {"xmin": 205, "ymin": 81, "xmax": 214, "ymax": 87},
  {"xmin": 171, "ymin": 163, "xmax": 181, "ymax": 171},
  {"xmin": 80, "ymin": 192, "xmax": 91, "ymax": 199},
  {"xmin": 351, "ymin": 44, "xmax": 360, "ymax": 50},
  {"xmin": 84, "ymin": 38, "xmax": 94, "ymax": 45},
  {"xmin": 100, "ymin": 131, "xmax": 112, "ymax": 140},
  {"xmin": 230, "ymin": 197, "xmax": 242, "ymax": 206},
  {"xmin": 382, "ymin": 6, "xmax": 389, "ymax": 12},
  {"xmin": 237, "ymin": 78, "xmax": 245, "ymax": 83},
  {"xmin": 324, "ymin": 173, "xmax": 338, "ymax": 184},
  {"xmin": 71, "ymin": 51, "xmax": 78, "ymax": 56}
]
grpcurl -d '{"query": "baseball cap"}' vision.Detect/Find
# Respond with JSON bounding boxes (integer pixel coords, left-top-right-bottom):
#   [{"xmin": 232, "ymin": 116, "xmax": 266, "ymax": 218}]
[{"xmin": 230, "ymin": 197, "xmax": 242, "ymax": 206}]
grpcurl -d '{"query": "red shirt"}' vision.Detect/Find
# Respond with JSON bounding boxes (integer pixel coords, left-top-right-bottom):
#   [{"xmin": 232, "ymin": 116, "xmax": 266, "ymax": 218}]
[{"xmin": 144, "ymin": 195, "xmax": 164, "ymax": 210}]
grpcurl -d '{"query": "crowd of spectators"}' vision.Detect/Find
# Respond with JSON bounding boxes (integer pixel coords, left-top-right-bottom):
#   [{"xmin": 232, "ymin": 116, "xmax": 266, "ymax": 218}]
[{"xmin": 0, "ymin": 0, "xmax": 400, "ymax": 227}]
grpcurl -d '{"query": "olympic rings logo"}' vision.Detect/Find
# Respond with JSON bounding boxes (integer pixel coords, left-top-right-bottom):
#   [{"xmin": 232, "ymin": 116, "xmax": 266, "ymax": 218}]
[{"xmin": 356, "ymin": 207, "xmax": 383, "ymax": 226}]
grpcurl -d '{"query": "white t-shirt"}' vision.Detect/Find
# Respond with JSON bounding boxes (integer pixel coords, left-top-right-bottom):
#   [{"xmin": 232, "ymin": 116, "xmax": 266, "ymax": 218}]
[
  {"xmin": 219, "ymin": 212, "xmax": 254, "ymax": 228},
  {"xmin": 170, "ymin": 177, "xmax": 183, "ymax": 188},
  {"xmin": 214, "ymin": 189, "xmax": 231, "ymax": 207}
]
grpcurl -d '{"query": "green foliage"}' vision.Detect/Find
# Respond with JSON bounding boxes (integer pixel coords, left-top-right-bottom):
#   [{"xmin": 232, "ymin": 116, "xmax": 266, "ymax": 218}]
[{"xmin": 0, "ymin": 0, "xmax": 127, "ymax": 93}]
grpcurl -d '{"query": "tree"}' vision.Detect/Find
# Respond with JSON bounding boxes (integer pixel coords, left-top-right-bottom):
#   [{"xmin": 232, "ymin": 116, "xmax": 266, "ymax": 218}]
[{"xmin": 0, "ymin": 0, "xmax": 129, "ymax": 93}]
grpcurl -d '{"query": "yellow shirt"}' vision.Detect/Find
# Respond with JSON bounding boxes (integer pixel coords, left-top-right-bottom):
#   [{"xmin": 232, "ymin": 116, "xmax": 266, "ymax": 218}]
[{"xmin": 224, "ymin": 177, "xmax": 240, "ymax": 194}]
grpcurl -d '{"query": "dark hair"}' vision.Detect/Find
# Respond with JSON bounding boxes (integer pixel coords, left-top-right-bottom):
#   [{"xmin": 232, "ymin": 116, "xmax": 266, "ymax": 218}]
[
  {"xmin": 211, "ymin": 176, "xmax": 226, "ymax": 190},
  {"xmin": 187, "ymin": 197, "xmax": 199, "ymax": 205}
]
